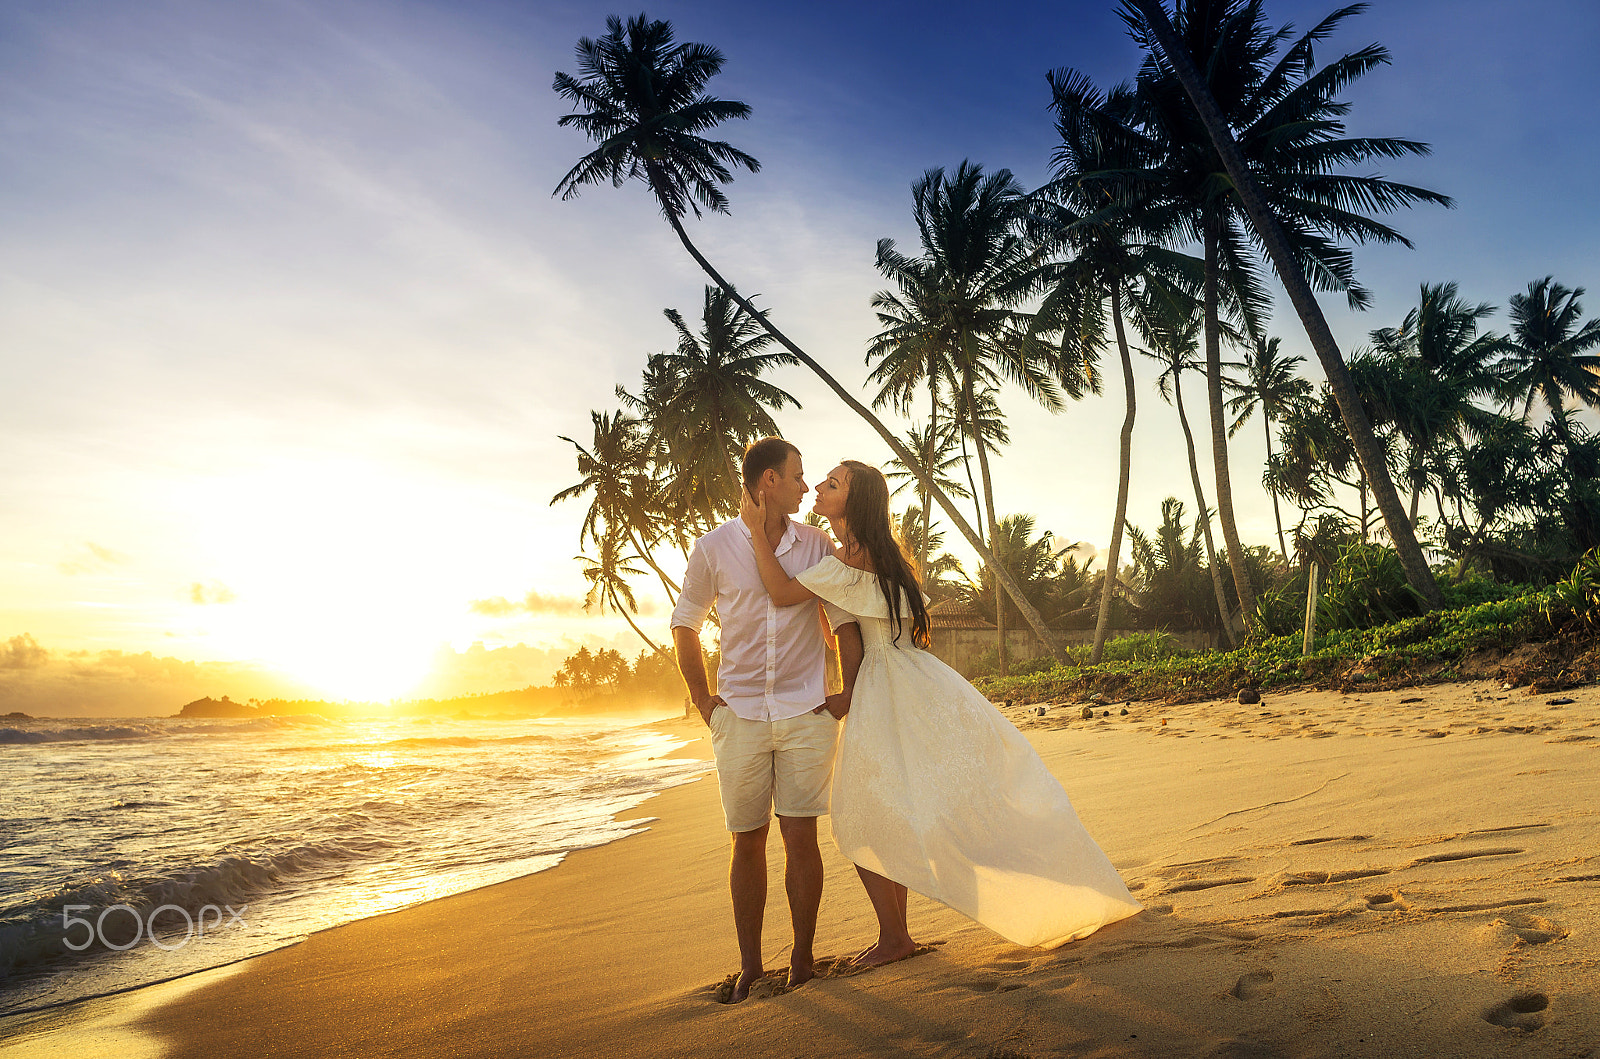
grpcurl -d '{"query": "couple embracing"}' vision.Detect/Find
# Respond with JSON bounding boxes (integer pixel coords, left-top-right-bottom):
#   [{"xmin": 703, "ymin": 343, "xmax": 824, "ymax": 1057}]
[{"xmin": 670, "ymin": 438, "xmax": 1141, "ymax": 1003}]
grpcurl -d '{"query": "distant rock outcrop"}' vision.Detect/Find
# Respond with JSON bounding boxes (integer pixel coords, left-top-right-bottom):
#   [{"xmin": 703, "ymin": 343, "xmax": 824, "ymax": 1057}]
[
  {"xmin": 176, "ymin": 696, "xmax": 258, "ymax": 718},
  {"xmin": 2, "ymin": 711, "xmax": 30, "ymax": 719}
]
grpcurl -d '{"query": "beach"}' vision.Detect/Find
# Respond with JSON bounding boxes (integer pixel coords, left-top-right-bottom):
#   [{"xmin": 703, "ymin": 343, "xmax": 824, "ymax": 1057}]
[{"xmin": 2, "ymin": 679, "xmax": 1596, "ymax": 1058}]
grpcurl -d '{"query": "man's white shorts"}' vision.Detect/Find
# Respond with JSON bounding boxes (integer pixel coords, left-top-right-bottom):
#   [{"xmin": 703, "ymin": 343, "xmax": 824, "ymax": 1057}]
[{"xmin": 708, "ymin": 707, "xmax": 839, "ymax": 833}]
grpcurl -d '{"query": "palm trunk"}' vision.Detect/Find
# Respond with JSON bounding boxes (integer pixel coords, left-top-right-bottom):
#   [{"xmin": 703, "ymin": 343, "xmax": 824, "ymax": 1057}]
[
  {"xmin": 1204, "ymin": 222, "xmax": 1258, "ymax": 624},
  {"xmin": 1175, "ymin": 367, "xmax": 1234, "ymax": 646},
  {"xmin": 659, "ymin": 207, "xmax": 1071, "ymax": 661},
  {"xmin": 921, "ymin": 380, "xmax": 936, "ymax": 577},
  {"xmin": 625, "ymin": 527, "xmax": 680, "ymax": 605},
  {"xmin": 1092, "ymin": 283, "xmax": 1137, "ymax": 665},
  {"xmin": 1129, "ymin": 0, "xmax": 1442, "ymax": 609},
  {"xmin": 965, "ymin": 371, "xmax": 1008, "ymax": 678},
  {"xmin": 1264, "ymin": 415, "xmax": 1289, "ymax": 563},
  {"xmin": 958, "ymin": 429, "xmax": 985, "ymax": 542},
  {"xmin": 614, "ymin": 594, "xmax": 671, "ymax": 659}
]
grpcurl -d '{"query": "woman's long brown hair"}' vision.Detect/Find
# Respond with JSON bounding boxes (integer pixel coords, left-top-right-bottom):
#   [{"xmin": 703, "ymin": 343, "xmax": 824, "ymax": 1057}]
[{"xmin": 839, "ymin": 460, "xmax": 931, "ymax": 649}]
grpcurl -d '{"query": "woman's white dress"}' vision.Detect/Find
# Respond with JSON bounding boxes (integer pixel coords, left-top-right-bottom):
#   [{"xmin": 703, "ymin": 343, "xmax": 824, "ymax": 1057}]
[{"xmin": 798, "ymin": 556, "xmax": 1142, "ymax": 948}]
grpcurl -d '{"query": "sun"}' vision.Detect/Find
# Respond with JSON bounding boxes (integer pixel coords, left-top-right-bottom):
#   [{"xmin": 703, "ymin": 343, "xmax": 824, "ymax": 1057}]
[{"xmin": 177, "ymin": 457, "xmax": 486, "ymax": 702}]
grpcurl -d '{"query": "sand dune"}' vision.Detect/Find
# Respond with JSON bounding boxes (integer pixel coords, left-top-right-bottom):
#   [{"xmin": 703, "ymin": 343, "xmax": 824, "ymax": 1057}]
[{"xmin": 1, "ymin": 679, "xmax": 1593, "ymax": 1058}]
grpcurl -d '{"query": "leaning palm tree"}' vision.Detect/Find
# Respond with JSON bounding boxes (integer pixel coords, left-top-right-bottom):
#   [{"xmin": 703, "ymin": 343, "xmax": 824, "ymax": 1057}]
[
  {"xmin": 577, "ymin": 531, "xmax": 669, "ymax": 659},
  {"xmin": 1120, "ymin": 0, "xmax": 1447, "ymax": 608},
  {"xmin": 1502, "ymin": 277, "xmax": 1600, "ymax": 444},
  {"xmin": 647, "ymin": 285, "xmax": 801, "ymax": 528},
  {"xmin": 1225, "ymin": 336, "xmax": 1313, "ymax": 559},
  {"xmin": 552, "ymin": 14, "xmax": 1069, "ymax": 659}
]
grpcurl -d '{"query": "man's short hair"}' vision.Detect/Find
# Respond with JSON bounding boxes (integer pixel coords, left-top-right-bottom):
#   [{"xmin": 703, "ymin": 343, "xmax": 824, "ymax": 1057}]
[{"xmin": 742, "ymin": 436, "xmax": 801, "ymax": 495}]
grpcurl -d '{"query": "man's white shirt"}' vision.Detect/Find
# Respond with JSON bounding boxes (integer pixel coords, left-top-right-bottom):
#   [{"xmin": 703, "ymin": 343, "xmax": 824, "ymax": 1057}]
[{"xmin": 670, "ymin": 518, "xmax": 855, "ymax": 722}]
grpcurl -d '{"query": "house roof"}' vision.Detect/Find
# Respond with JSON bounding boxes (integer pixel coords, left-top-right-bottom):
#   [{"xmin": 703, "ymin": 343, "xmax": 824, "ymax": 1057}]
[{"xmin": 925, "ymin": 597, "xmax": 995, "ymax": 630}]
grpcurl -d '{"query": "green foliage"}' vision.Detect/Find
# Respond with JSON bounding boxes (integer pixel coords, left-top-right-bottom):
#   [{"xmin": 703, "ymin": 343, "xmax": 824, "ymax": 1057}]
[
  {"xmin": 1316, "ymin": 542, "xmax": 1427, "ymax": 631},
  {"xmin": 967, "ymin": 631, "xmax": 1189, "ymax": 679},
  {"xmin": 1545, "ymin": 548, "xmax": 1600, "ymax": 630},
  {"xmin": 976, "ymin": 586, "xmax": 1567, "ymax": 706}
]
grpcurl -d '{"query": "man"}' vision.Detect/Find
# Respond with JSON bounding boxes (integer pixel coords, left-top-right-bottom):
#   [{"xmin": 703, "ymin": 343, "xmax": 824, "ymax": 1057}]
[{"xmin": 671, "ymin": 437, "xmax": 863, "ymax": 1002}]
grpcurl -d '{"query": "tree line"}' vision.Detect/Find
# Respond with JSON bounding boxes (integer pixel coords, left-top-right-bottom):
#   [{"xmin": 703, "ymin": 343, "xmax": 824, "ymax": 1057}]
[{"xmin": 547, "ymin": 1, "xmax": 1599, "ymax": 675}]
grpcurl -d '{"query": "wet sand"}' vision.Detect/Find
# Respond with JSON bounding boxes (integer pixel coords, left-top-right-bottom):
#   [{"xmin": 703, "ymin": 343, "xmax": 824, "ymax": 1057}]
[{"xmin": 2, "ymin": 679, "xmax": 1595, "ymax": 1058}]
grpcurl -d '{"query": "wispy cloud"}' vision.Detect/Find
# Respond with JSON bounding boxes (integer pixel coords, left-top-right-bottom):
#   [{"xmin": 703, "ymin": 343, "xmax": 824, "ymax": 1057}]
[
  {"xmin": 189, "ymin": 581, "xmax": 237, "ymax": 605},
  {"xmin": 57, "ymin": 542, "xmax": 130, "ymax": 576}
]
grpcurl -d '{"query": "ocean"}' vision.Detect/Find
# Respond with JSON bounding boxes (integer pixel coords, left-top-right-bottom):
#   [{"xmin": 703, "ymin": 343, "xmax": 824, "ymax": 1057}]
[{"xmin": 0, "ymin": 711, "xmax": 708, "ymax": 1016}]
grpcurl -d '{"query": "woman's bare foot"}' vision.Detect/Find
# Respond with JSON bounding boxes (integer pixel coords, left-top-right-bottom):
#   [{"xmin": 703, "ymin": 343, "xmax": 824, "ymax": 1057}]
[{"xmin": 851, "ymin": 936, "xmax": 918, "ymax": 968}]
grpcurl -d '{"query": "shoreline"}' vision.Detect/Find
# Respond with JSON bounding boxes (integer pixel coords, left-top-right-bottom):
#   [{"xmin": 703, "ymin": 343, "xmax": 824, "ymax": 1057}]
[{"xmin": 3, "ymin": 683, "xmax": 1597, "ymax": 1057}]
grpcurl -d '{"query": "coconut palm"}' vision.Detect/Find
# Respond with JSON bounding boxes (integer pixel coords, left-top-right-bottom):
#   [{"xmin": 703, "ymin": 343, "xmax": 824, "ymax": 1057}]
[
  {"xmin": 553, "ymin": 409, "xmax": 681, "ymax": 604},
  {"xmin": 1364, "ymin": 282, "xmax": 1509, "ymax": 524},
  {"xmin": 1225, "ymin": 336, "xmax": 1313, "ymax": 559},
  {"xmin": 1119, "ymin": 0, "xmax": 1447, "ymax": 608},
  {"xmin": 552, "ymin": 14, "xmax": 1069, "ymax": 659},
  {"xmin": 883, "ymin": 422, "xmax": 971, "ymax": 578},
  {"xmin": 645, "ymin": 285, "xmax": 800, "ymax": 528},
  {"xmin": 1030, "ymin": 69, "xmax": 1195, "ymax": 662},
  {"xmin": 1139, "ymin": 299, "xmax": 1235, "ymax": 641},
  {"xmin": 577, "ymin": 532, "xmax": 670, "ymax": 659},
  {"xmin": 873, "ymin": 161, "xmax": 1070, "ymax": 674},
  {"xmin": 1502, "ymin": 277, "xmax": 1600, "ymax": 443}
]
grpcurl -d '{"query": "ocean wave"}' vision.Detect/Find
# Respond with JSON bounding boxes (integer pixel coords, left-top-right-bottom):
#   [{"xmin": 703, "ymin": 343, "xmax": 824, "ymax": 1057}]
[
  {"xmin": 0, "ymin": 836, "xmax": 400, "ymax": 983},
  {"xmin": 0, "ymin": 715, "xmax": 338, "ymax": 748},
  {"xmin": 0, "ymin": 725, "xmax": 165, "ymax": 746}
]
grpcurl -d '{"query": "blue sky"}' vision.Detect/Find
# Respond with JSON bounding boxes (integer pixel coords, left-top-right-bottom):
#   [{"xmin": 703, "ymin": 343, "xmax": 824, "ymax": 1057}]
[{"xmin": 2, "ymin": 0, "xmax": 1596, "ymax": 702}]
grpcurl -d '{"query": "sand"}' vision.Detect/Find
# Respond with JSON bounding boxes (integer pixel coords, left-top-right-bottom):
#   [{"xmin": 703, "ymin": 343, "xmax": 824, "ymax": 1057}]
[{"xmin": 2, "ymin": 679, "xmax": 1596, "ymax": 1058}]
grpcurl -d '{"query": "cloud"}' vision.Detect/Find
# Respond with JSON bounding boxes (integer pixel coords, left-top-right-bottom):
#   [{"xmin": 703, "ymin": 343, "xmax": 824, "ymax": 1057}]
[
  {"xmin": 0, "ymin": 636, "xmax": 313, "ymax": 717},
  {"xmin": 469, "ymin": 590, "xmax": 660, "ymax": 618},
  {"xmin": 1, "ymin": 634, "xmax": 49, "ymax": 670},
  {"xmin": 189, "ymin": 581, "xmax": 237, "ymax": 605},
  {"xmin": 57, "ymin": 541, "xmax": 131, "ymax": 576}
]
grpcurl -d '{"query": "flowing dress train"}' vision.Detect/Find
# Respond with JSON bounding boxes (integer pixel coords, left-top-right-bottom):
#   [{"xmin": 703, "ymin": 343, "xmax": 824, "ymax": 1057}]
[{"xmin": 798, "ymin": 556, "xmax": 1142, "ymax": 947}]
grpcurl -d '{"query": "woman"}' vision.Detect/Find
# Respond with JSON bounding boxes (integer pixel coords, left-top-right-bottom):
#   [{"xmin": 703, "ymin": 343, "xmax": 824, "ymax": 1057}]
[{"xmin": 741, "ymin": 460, "xmax": 1141, "ymax": 966}]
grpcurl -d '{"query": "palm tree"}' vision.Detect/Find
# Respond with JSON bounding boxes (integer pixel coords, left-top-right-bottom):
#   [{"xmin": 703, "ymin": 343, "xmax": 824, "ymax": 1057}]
[
  {"xmin": 873, "ymin": 161, "xmax": 1070, "ymax": 675},
  {"xmin": 883, "ymin": 422, "xmax": 971, "ymax": 577},
  {"xmin": 1140, "ymin": 300, "xmax": 1235, "ymax": 642},
  {"xmin": 1120, "ymin": 0, "xmax": 1447, "ymax": 609},
  {"xmin": 1502, "ymin": 277, "xmax": 1600, "ymax": 443},
  {"xmin": 552, "ymin": 14, "xmax": 1070, "ymax": 659},
  {"xmin": 577, "ymin": 532, "xmax": 669, "ymax": 658},
  {"xmin": 1225, "ymin": 336, "xmax": 1313, "ymax": 559},
  {"xmin": 553, "ymin": 409, "xmax": 681, "ymax": 604},
  {"xmin": 1125, "ymin": 498, "xmax": 1216, "ymax": 630},
  {"xmin": 646, "ymin": 285, "xmax": 800, "ymax": 528},
  {"xmin": 1364, "ymin": 282, "xmax": 1508, "ymax": 524},
  {"xmin": 1030, "ymin": 69, "xmax": 1192, "ymax": 662}
]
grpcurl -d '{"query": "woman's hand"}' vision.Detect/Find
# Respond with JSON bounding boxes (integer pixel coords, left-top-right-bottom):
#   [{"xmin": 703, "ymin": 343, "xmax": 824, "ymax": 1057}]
[{"xmin": 739, "ymin": 486, "xmax": 768, "ymax": 536}]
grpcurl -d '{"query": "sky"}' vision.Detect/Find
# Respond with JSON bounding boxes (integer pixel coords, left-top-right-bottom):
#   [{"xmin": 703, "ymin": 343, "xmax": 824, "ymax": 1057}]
[{"xmin": 2, "ymin": 0, "xmax": 1597, "ymax": 710}]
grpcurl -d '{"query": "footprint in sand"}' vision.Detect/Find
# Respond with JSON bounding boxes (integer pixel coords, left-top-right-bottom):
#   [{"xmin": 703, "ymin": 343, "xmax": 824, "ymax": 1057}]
[
  {"xmin": 1364, "ymin": 890, "xmax": 1412, "ymax": 912},
  {"xmin": 960, "ymin": 980, "xmax": 1027, "ymax": 993},
  {"xmin": 1283, "ymin": 867, "xmax": 1390, "ymax": 886},
  {"xmin": 1482, "ymin": 991, "xmax": 1549, "ymax": 1031},
  {"xmin": 1228, "ymin": 970, "xmax": 1275, "ymax": 1000},
  {"xmin": 1478, "ymin": 912, "xmax": 1568, "ymax": 947},
  {"xmin": 1164, "ymin": 875, "xmax": 1256, "ymax": 894},
  {"xmin": 1411, "ymin": 847, "xmax": 1523, "ymax": 865},
  {"xmin": 1290, "ymin": 835, "xmax": 1373, "ymax": 846}
]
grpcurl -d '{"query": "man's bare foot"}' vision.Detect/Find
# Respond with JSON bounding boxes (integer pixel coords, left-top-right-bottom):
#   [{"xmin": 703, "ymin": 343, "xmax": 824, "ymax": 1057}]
[
  {"xmin": 786, "ymin": 957, "xmax": 814, "ymax": 989},
  {"xmin": 731, "ymin": 967, "xmax": 763, "ymax": 1002},
  {"xmin": 851, "ymin": 937, "xmax": 918, "ymax": 969}
]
